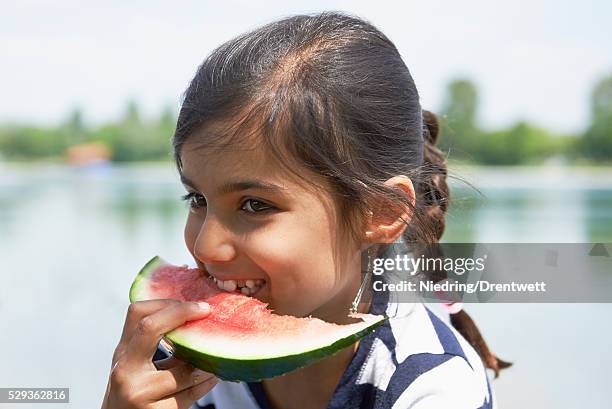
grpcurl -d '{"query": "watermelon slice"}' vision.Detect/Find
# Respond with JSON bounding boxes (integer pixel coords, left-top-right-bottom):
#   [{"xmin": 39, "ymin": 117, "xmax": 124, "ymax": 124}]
[{"xmin": 129, "ymin": 256, "xmax": 386, "ymax": 382}]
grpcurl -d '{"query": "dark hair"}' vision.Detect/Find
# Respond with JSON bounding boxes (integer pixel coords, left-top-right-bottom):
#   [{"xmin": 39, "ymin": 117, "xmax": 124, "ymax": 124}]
[{"xmin": 172, "ymin": 11, "xmax": 510, "ymax": 377}]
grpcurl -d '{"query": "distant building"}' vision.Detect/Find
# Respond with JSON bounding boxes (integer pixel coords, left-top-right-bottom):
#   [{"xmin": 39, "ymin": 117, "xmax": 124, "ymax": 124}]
[{"xmin": 66, "ymin": 142, "xmax": 111, "ymax": 166}]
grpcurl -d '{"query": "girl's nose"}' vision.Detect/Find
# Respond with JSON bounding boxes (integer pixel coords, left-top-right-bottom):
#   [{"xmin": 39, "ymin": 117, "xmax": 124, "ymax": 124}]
[{"xmin": 193, "ymin": 214, "xmax": 237, "ymax": 264}]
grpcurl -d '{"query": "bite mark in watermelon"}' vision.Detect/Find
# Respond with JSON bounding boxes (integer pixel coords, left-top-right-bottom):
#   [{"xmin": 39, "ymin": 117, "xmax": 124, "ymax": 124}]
[{"xmin": 129, "ymin": 256, "xmax": 386, "ymax": 382}]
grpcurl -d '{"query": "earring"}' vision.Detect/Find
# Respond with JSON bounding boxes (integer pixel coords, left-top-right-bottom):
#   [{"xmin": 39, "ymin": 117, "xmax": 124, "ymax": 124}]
[{"xmin": 350, "ymin": 247, "xmax": 375, "ymax": 314}]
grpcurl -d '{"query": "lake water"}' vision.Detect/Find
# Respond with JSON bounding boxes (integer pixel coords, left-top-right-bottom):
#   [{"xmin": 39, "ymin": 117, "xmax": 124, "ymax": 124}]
[{"xmin": 0, "ymin": 163, "xmax": 611, "ymax": 409}]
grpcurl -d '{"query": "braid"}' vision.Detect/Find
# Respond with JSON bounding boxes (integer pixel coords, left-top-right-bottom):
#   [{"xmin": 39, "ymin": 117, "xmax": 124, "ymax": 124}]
[
  {"xmin": 411, "ymin": 110, "xmax": 513, "ymax": 378},
  {"xmin": 420, "ymin": 109, "xmax": 449, "ymax": 242}
]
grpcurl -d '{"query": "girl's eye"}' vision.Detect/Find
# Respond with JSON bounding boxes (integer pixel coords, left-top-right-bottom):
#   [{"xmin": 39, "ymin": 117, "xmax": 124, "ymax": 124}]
[
  {"xmin": 241, "ymin": 198, "xmax": 273, "ymax": 214},
  {"xmin": 181, "ymin": 194, "xmax": 273, "ymax": 215},
  {"xmin": 181, "ymin": 192, "xmax": 206, "ymax": 209}
]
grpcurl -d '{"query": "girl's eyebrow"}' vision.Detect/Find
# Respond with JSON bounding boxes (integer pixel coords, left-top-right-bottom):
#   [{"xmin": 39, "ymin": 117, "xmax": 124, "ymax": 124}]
[{"xmin": 180, "ymin": 173, "xmax": 288, "ymax": 195}]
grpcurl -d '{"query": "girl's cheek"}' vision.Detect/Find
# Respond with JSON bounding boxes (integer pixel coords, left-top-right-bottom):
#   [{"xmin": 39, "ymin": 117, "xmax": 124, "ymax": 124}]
[{"xmin": 184, "ymin": 213, "xmax": 202, "ymax": 256}]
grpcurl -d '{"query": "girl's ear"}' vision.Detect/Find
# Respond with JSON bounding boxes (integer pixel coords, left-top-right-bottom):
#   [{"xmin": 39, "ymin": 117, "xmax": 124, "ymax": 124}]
[{"xmin": 364, "ymin": 175, "xmax": 415, "ymax": 244}]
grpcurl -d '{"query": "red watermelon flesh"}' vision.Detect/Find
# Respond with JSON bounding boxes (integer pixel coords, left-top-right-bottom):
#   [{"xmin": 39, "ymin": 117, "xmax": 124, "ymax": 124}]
[{"xmin": 129, "ymin": 256, "xmax": 386, "ymax": 381}]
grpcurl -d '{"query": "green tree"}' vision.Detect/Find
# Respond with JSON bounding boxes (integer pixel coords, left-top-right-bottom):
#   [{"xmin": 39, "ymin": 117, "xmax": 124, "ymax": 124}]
[
  {"xmin": 152, "ymin": 104, "xmax": 177, "ymax": 159},
  {"xmin": 439, "ymin": 79, "xmax": 481, "ymax": 160},
  {"xmin": 475, "ymin": 122, "xmax": 555, "ymax": 165},
  {"xmin": 59, "ymin": 107, "xmax": 88, "ymax": 147},
  {"xmin": 0, "ymin": 126, "xmax": 64, "ymax": 159},
  {"xmin": 91, "ymin": 100, "xmax": 175, "ymax": 162},
  {"xmin": 110, "ymin": 99, "xmax": 148, "ymax": 161},
  {"xmin": 580, "ymin": 74, "xmax": 612, "ymax": 161},
  {"xmin": 122, "ymin": 99, "xmax": 142, "ymax": 126}
]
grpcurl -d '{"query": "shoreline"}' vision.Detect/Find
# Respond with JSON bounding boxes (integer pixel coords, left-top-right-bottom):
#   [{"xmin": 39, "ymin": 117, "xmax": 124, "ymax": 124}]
[{"xmin": 2, "ymin": 161, "xmax": 612, "ymax": 190}]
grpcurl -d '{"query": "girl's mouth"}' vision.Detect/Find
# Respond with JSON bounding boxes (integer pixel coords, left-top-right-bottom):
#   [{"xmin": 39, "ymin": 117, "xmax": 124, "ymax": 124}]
[{"xmin": 211, "ymin": 276, "xmax": 266, "ymax": 296}]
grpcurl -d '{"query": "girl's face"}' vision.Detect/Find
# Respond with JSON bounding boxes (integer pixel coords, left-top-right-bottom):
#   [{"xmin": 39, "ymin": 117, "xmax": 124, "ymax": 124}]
[{"xmin": 179, "ymin": 135, "xmax": 366, "ymax": 322}]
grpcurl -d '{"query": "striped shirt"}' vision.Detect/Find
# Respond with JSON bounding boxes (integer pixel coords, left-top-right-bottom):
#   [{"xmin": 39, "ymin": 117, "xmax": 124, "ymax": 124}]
[{"xmin": 154, "ymin": 290, "xmax": 495, "ymax": 409}]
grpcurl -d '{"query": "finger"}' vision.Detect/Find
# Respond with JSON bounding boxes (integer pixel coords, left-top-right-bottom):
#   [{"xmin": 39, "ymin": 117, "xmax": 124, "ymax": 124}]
[
  {"xmin": 142, "ymin": 364, "xmax": 216, "ymax": 400},
  {"xmin": 119, "ymin": 299, "xmax": 182, "ymax": 345},
  {"xmin": 157, "ymin": 375, "xmax": 219, "ymax": 409},
  {"xmin": 153, "ymin": 355, "xmax": 184, "ymax": 371},
  {"xmin": 125, "ymin": 301, "xmax": 211, "ymax": 365},
  {"xmin": 112, "ymin": 300, "xmax": 181, "ymax": 368}
]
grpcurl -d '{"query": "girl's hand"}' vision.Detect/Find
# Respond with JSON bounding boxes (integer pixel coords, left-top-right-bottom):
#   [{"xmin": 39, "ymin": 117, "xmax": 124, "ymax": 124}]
[{"xmin": 101, "ymin": 299, "xmax": 218, "ymax": 409}]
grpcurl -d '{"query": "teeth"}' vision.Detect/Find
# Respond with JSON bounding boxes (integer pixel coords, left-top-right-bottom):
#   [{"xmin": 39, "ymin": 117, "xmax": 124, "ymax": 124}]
[
  {"xmin": 223, "ymin": 280, "xmax": 237, "ymax": 292},
  {"xmin": 212, "ymin": 276, "xmax": 265, "ymax": 294}
]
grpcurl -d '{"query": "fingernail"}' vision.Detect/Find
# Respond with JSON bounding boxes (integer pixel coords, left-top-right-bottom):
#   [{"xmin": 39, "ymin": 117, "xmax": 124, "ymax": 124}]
[{"xmin": 196, "ymin": 302, "xmax": 210, "ymax": 312}]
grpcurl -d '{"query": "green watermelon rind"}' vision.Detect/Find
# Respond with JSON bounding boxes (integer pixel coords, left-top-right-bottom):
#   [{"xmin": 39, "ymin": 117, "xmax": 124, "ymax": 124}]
[
  {"xmin": 166, "ymin": 318, "xmax": 383, "ymax": 382},
  {"xmin": 129, "ymin": 255, "xmax": 387, "ymax": 382},
  {"xmin": 129, "ymin": 255, "xmax": 163, "ymax": 302}
]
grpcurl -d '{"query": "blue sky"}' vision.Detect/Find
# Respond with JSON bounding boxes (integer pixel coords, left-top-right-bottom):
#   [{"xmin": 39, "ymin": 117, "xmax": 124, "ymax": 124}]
[{"xmin": 1, "ymin": 0, "xmax": 611, "ymax": 134}]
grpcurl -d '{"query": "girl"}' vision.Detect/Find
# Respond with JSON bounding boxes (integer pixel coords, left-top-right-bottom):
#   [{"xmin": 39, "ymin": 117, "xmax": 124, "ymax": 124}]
[{"xmin": 102, "ymin": 11, "xmax": 510, "ymax": 409}]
